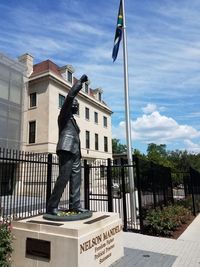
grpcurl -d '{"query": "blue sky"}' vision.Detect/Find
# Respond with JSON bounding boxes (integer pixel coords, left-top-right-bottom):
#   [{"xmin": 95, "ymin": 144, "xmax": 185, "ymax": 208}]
[{"xmin": 1, "ymin": 0, "xmax": 200, "ymax": 154}]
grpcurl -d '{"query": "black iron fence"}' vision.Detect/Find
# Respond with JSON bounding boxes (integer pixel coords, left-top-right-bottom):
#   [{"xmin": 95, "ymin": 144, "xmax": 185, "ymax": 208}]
[
  {"xmin": 1, "ymin": 148, "xmax": 200, "ymax": 233},
  {"xmin": 84, "ymin": 157, "xmax": 175, "ymax": 232},
  {"xmin": 171, "ymin": 169, "xmax": 200, "ymax": 216},
  {"xmin": 84, "ymin": 157, "xmax": 200, "ymax": 232},
  {"xmin": 135, "ymin": 158, "xmax": 174, "ymax": 231},
  {"xmin": 189, "ymin": 167, "xmax": 200, "ymax": 214},
  {"xmin": 0, "ymin": 148, "xmax": 64, "ymax": 220}
]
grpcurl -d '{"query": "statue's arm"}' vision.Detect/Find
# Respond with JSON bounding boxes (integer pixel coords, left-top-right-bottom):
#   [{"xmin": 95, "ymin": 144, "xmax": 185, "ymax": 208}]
[
  {"xmin": 59, "ymin": 75, "xmax": 88, "ymax": 119},
  {"xmin": 68, "ymin": 74, "xmax": 88, "ymax": 97}
]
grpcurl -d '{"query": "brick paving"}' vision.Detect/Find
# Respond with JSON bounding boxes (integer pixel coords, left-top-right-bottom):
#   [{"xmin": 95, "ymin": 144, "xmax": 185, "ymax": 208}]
[{"xmin": 112, "ymin": 214, "xmax": 200, "ymax": 267}]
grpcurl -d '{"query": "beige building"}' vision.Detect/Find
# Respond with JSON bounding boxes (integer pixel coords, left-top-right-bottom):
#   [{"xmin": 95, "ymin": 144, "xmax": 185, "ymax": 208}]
[{"xmin": 19, "ymin": 53, "xmax": 113, "ymax": 161}]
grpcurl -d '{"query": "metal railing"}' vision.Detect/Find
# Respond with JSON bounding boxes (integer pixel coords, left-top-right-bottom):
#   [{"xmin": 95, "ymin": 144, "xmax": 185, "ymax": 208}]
[
  {"xmin": 84, "ymin": 157, "xmax": 174, "ymax": 232},
  {"xmin": 1, "ymin": 147, "xmax": 200, "ymax": 233},
  {"xmin": 0, "ymin": 148, "xmax": 61, "ymax": 220}
]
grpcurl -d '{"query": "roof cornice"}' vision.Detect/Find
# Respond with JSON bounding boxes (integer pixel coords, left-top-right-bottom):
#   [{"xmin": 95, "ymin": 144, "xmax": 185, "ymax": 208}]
[{"xmin": 29, "ymin": 71, "xmax": 113, "ymax": 115}]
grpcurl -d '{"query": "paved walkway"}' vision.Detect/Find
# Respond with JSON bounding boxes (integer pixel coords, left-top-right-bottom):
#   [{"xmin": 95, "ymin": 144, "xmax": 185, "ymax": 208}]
[{"xmin": 112, "ymin": 214, "xmax": 200, "ymax": 267}]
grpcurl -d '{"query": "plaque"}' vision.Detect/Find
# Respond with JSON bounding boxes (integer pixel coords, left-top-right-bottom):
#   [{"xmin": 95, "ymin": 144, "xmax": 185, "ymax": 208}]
[{"xmin": 26, "ymin": 238, "xmax": 50, "ymax": 260}]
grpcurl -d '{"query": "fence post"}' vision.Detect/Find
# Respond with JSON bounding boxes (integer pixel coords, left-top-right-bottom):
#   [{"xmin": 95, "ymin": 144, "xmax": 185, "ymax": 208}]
[
  {"xmin": 151, "ymin": 162, "xmax": 157, "ymax": 208},
  {"xmin": 107, "ymin": 158, "xmax": 113, "ymax": 212},
  {"xmin": 121, "ymin": 158, "xmax": 128, "ymax": 231},
  {"xmin": 134, "ymin": 156, "xmax": 143, "ymax": 233},
  {"xmin": 46, "ymin": 153, "xmax": 53, "ymax": 211},
  {"xmin": 84, "ymin": 160, "xmax": 90, "ymax": 210},
  {"xmin": 170, "ymin": 171, "xmax": 174, "ymax": 204},
  {"xmin": 190, "ymin": 167, "xmax": 196, "ymax": 216},
  {"xmin": 163, "ymin": 171, "xmax": 167, "ymax": 206}
]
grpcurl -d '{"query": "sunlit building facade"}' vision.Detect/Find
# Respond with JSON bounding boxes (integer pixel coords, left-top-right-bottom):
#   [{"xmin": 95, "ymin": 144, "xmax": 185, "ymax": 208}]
[{"xmin": 19, "ymin": 53, "xmax": 113, "ymax": 161}]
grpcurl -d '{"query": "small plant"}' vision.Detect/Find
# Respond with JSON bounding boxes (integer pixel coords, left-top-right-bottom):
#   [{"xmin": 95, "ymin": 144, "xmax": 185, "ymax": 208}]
[
  {"xmin": 144, "ymin": 204, "xmax": 191, "ymax": 237},
  {"xmin": 0, "ymin": 221, "xmax": 13, "ymax": 267}
]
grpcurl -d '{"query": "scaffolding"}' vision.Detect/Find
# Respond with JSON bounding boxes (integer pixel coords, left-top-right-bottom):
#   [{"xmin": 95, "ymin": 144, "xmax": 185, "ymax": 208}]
[{"xmin": 0, "ymin": 53, "xmax": 26, "ymax": 150}]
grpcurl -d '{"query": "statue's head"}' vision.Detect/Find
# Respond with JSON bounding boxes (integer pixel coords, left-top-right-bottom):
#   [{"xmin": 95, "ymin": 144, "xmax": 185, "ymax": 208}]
[{"xmin": 71, "ymin": 98, "xmax": 79, "ymax": 114}]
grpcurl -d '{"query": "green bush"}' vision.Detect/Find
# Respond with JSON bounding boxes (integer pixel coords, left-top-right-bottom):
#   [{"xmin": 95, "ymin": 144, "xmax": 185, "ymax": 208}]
[
  {"xmin": 145, "ymin": 204, "xmax": 191, "ymax": 237},
  {"xmin": 0, "ymin": 221, "xmax": 13, "ymax": 267},
  {"xmin": 175, "ymin": 197, "xmax": 193, "ymax": 211}
]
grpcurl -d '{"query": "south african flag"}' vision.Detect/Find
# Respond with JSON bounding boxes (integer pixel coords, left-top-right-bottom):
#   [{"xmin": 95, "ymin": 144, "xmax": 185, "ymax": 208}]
[{"xmin": 112, "ymin": 0, "xmax": 123, "ymax": 62}]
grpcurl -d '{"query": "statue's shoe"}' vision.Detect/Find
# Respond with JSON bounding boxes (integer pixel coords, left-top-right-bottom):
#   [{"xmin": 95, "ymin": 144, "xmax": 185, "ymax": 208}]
[{"xmin": 46, "ymin": 208, "xmax": 58, "ymax": 215}]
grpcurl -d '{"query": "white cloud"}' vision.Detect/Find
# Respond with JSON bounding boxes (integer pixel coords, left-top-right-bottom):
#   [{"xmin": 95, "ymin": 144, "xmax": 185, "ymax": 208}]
[
  {"xmin": 142, "ymin": 104, "xmax": 157, "ymax": 114},
  {"xmin": 184, "ymin": 140, "xmax": 200, "ymax": 154},
  {"xmin": 68, "ymin": 22, "xmax": 104, "ymax": 36},
  {"xmin": 114, "ymin": 107, "xmax": 200, "ymax": 149}
]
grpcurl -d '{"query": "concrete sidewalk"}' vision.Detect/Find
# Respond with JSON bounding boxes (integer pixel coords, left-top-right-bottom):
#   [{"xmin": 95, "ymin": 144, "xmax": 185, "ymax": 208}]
[{"xmin": 112, "ymin": 214, "xmax": 200, "ymax": 267}]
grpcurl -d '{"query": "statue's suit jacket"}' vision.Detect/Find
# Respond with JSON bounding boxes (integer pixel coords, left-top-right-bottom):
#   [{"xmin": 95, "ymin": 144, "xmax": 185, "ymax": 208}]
[{"xmin": 56, "ymin": 81, "xmax": 81, "ymax": 156}]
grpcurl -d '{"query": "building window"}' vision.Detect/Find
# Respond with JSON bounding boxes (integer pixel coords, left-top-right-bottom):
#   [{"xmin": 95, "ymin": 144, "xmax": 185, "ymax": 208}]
[
  {"xmin": 103, "ymin": 116, "xmax": 107, "ymax": 127},
  {"xmin": 85, "ymin": 107, "xmax": 90, "ymax": 120},
  {"xmin": 95, "ymin": 133, "xmax": 99, "ymax": 150},
  {"xmin": 59, "ymin": 94, "xmax": 65, "ymax": 108},
  {"xmin": 67, "ymin": 70, "xmax": 73, "ymax": 83},
  {"xmin": 30, "ymin": 92, "xmax": 36, "ymax": 108},
  {"xmin": 104, "ymin": 136, "xmax": 108, "ymax": 152},
  {"xmin": 86, "ymin": 131, "xmax": 90, "ymax": 149},
  {"xmin": 29, "ymin": 121, "xmax": 36, "ymax": 144},
  {"xmin": 85, "ymin": 83, "xmax": 89, "ymax": 94},
  {"xmin": 94, "ymin": 112, "xmax": 98, "ymax": 123}
]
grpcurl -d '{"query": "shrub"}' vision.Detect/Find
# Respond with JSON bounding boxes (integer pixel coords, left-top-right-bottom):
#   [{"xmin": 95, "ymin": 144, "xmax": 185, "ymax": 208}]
[
  {"xmin": 144, "ymin": 204, "xmax": 191, "ymax": 237},
  {"xmin": 0, "ymin": 221, "xmax": 13, "ymax": 267},
  {"xmin": 175, "ymin": 197, "xmax": 193, "ymax": 211}
]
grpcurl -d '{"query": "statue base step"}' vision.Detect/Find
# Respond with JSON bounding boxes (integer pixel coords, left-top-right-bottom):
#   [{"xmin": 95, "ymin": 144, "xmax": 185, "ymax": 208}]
[{"xmin": 12, "ymin": 212, "xmax": 124, "ymax": 267}]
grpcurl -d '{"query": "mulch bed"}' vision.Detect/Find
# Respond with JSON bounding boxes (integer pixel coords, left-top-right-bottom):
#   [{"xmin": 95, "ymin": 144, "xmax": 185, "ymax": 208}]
[
  {"xmin": 170, "ymin": 215, "xmax": 195, "ymax": 239},
  {"xmin": 142, "ymin": 215, "xmax": 196, "ymax": 239}
]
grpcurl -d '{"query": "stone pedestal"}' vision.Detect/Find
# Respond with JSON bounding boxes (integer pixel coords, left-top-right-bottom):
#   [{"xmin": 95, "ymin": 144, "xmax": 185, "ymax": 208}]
[{"xmin": 12, "ymin": 212, "xmax": 124, "ymax": 267}]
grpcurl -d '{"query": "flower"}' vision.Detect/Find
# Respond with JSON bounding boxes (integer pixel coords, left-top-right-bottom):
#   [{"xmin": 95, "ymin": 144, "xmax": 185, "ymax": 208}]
[{"xmin": 57, "ymin": 210, "xmax": 81, "ymax": 217}]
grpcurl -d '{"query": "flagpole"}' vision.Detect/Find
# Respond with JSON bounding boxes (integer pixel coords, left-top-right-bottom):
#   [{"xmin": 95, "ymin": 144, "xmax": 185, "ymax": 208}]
[{"xmin": 121, "ymin": 0, "xmax": 137, "ymax": 225}]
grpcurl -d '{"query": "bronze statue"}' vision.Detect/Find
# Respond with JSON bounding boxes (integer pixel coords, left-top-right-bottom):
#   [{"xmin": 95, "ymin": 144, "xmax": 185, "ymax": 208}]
[{"xmin": 46, "ymin": 74, "xmax": 88, "ymax": 215}]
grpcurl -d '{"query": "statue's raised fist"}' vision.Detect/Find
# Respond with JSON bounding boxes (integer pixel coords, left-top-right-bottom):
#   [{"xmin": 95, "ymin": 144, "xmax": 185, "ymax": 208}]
[{"xmin": 80, "ymin": 74, "xmax": 88, "ymax": 84}]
